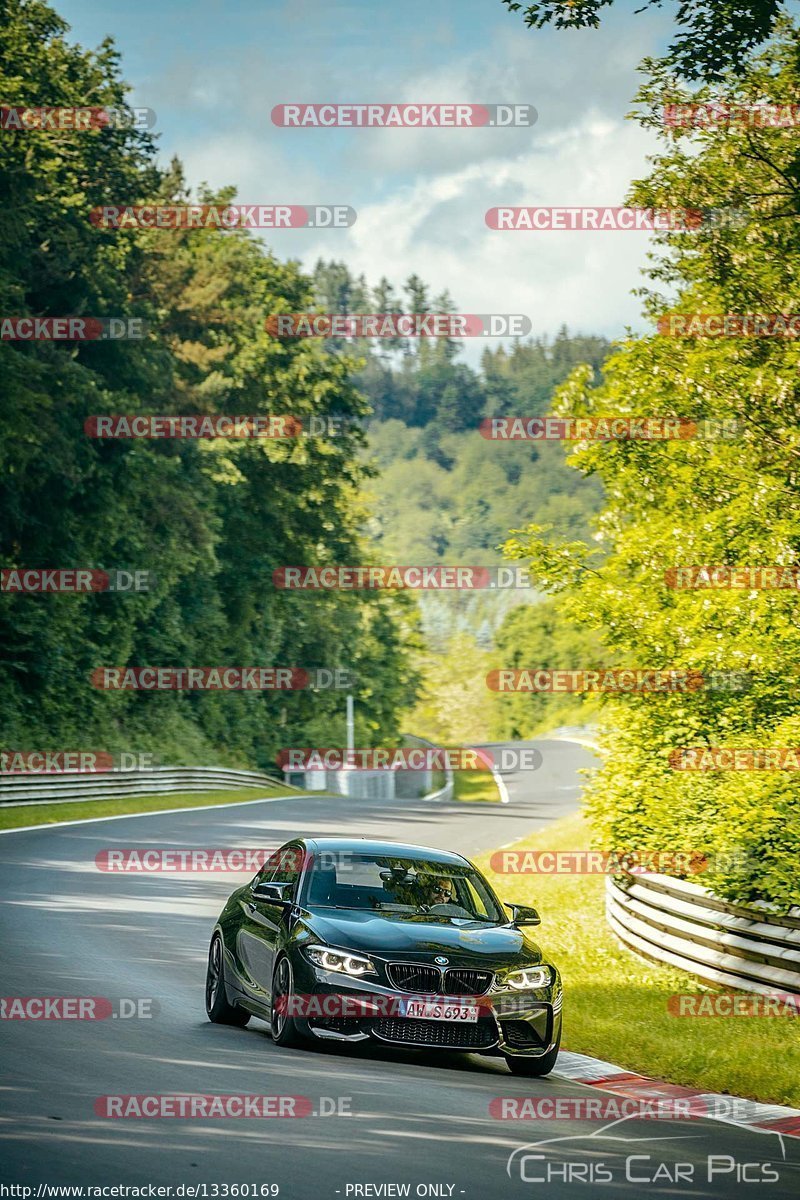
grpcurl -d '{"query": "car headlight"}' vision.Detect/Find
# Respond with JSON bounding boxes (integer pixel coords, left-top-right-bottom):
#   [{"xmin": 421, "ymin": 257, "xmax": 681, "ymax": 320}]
[
  {"xmin": 304, "ymin": 944, "xmax": 377, "ymax": 977},
  {"xmin": 503, "ymin": 965, "xmax": 552, "ymax": 990}
]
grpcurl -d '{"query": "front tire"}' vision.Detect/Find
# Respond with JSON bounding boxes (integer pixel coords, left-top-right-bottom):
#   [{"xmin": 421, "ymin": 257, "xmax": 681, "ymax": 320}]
[
  {"xmin": 270, "ymin": 955, "xmax": 308, "ymax": 1047},
  {"xmin": 504, "ymin": 1034, "xmax": 561, "ymax": 1077},
  {"xmin": 206, "ymin": 934, "xmax": 250, "ymax": 1026}
]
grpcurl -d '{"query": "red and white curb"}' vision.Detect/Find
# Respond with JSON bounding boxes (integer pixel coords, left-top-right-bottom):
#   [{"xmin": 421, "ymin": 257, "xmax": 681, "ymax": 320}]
[{"xmin": 553, "ymin": 1050, "xmax": 800, "ymax": 1138}]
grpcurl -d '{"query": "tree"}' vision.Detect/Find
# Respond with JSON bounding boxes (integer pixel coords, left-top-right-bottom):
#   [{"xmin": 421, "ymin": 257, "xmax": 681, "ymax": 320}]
[
  {"xmin": 403, "ymin": 632, "xmax": 498, "ymax": 745},
  {"xmin": 0, "ymin": 0, "xmax": 418, "ymax": 767},
  {"xmin": 483, "ymin": 332, "xmax": 609, "ymax": 418},
  {"xmin": 501, "ymin": 0, "xmax": 786, "ymax": 82},
  {"xmin": 312, "ymin": 259, "xmax": 369, "ymax": 314},
  {"xmin": 489, "ymin": 597, "xmax": 604, "ymax": 739},
  {"xmin": 372, "ymin": 275, "xmax": 409, "ymax": 356},
  {"xmin": 502, "ymin": 22, "xmax": 800, "ymax": 910}
]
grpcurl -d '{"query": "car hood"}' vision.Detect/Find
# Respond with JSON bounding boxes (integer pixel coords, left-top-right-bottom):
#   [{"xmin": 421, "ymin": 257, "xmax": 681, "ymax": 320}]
[{"xmin": 301, "ymin": 905, "xmax": 543, "ymax": 966}]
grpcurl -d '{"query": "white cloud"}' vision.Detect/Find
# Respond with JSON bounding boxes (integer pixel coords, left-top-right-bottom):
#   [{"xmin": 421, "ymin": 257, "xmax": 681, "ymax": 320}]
[
  {"xmin": 148, "ymin": 7, "xmax": 667, "ymax": 355},
  {"xmin": 317, "ymin": 114, "xmax": 657, "ymax": 361}
]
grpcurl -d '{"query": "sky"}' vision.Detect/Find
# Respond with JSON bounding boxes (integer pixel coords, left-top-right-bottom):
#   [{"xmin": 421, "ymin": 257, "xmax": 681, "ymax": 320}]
[{"xmin": 57, "ymin": 0, "xmax": 676, "ymax": 359}]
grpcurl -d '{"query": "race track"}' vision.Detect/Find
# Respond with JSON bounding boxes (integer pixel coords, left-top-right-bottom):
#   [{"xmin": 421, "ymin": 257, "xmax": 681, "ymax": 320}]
[{"xmin": 1, "ymin": 739, "xmax": 797, "ymax": 1199}]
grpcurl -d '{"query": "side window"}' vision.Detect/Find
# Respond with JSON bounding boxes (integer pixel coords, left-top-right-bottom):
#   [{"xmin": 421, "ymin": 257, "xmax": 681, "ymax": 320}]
[
  {"xmin": 262, "ymin": 843, "xmax": 303, "ymax": 899},
  {"xmin": 464, "ymin": 877, "xmax": 491, "ymax": 920}
]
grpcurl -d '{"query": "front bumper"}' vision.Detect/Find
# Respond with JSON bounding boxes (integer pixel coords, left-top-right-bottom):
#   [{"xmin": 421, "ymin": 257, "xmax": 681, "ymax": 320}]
[{"xmin": 293, "ymin": 960, "xmax": 562, "ymax": 1057}]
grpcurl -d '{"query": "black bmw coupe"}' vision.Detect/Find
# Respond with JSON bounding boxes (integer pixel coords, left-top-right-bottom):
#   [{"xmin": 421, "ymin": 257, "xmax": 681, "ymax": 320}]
[{"xmin": 205, "ymin": 837, "xmax": 562, "ymax": 1075}]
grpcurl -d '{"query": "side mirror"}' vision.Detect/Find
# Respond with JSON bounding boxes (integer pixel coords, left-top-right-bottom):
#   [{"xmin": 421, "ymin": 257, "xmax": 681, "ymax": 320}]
[
  {"xmin": 506, "ymin": 902, "xmax": 541, "ymax": 927},
  {"xmin": 252, "ymin": 881, "xmax": 291, "ymax": 906}
]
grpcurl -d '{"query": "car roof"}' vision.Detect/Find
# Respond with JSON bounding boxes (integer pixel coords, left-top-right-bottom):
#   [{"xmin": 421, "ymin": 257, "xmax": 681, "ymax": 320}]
[{"xmin": 299, "ymin": 837, "xmax": 471, "ymax": 866}]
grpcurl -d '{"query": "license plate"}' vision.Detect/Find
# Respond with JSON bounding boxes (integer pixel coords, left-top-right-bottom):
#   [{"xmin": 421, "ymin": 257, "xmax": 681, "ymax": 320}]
[{"xmin": 400, "ymin": 999, "xmax": 479, "ymax": 1023}]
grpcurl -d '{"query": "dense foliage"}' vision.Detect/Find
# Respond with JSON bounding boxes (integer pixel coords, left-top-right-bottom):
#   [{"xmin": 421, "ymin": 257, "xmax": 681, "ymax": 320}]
[
  {"xmin": 309, "ymin": 261, "xmax": 608, "ymax": 682},
  {"xmin": 351, "ymin": 307, "xmax": 608, "ymax": 741},
  {"xmin": 504, "ymin": 27, "xmax": 800, "ymax": 908},
  {"xmin": 0, "ymin": 0, "xmax": 418, "ymax": 768},
  {"xmin": 501, "ymin": 0, "xmax": 786, "ymax": 82}
]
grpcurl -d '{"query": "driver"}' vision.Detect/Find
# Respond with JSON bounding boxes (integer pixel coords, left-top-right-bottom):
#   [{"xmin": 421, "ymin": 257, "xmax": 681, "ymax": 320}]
[
  {"xmin": 428, "ymin": 876, "xmax": 456, "ymax": 905},
  {"xmin": 423, "ymin": 875, "xmax": 471, "ymax": 916}
]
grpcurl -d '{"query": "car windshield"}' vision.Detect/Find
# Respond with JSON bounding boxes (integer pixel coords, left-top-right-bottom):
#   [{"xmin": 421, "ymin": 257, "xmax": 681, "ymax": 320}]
[{"xmin": 304, "ymin": 853, "xmax": 504, "ymax": 923}]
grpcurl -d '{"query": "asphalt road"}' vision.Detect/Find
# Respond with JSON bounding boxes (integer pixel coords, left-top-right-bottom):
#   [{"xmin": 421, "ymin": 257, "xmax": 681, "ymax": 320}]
[{"xmin": 1, "ymin": 739, "xmax": 798, "ymax": 1199}]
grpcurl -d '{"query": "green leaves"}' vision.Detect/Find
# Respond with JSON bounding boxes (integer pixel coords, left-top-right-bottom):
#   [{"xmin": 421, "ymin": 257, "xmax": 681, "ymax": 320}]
[
  {"xmin": 501, "ymin": 0, "xmax": 786, "ymax": 83},
  {"xmin": 0, "ymin": 0, "xmax": 416, "ymax": 767},
  {"xmin": 503, "ymin": 523, "xmax": 601, "ymax": 592},
  {"xmin": 501, "ymin": 22, "xmax": 800, "ymax": 910}
]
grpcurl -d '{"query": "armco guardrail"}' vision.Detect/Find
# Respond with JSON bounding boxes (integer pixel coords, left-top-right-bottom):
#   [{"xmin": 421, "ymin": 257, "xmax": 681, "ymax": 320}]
[
  {"xmin": 607, "ymin": 870, "xmax": 800, "ymax": 996},
  {"xmin": 0, "ymin": 766, "xmax": 290, "ymax": 807},
  {"xmin": 419, "ymin": 775, "xmax": 454, "ymax": 802}
]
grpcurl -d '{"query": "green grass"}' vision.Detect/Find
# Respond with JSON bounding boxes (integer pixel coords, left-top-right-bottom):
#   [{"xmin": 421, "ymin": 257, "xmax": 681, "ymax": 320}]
[
  {"xmin": 476, "ymin": 811, "xmax": 800, "ymax": 1107},
  {"xmin": 453, "ymin": 770, "xmax": 503, "ymax": 803},
  {"xmin": 0, "ymin": 784, "xmax": 307, "ymax": 831}
]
